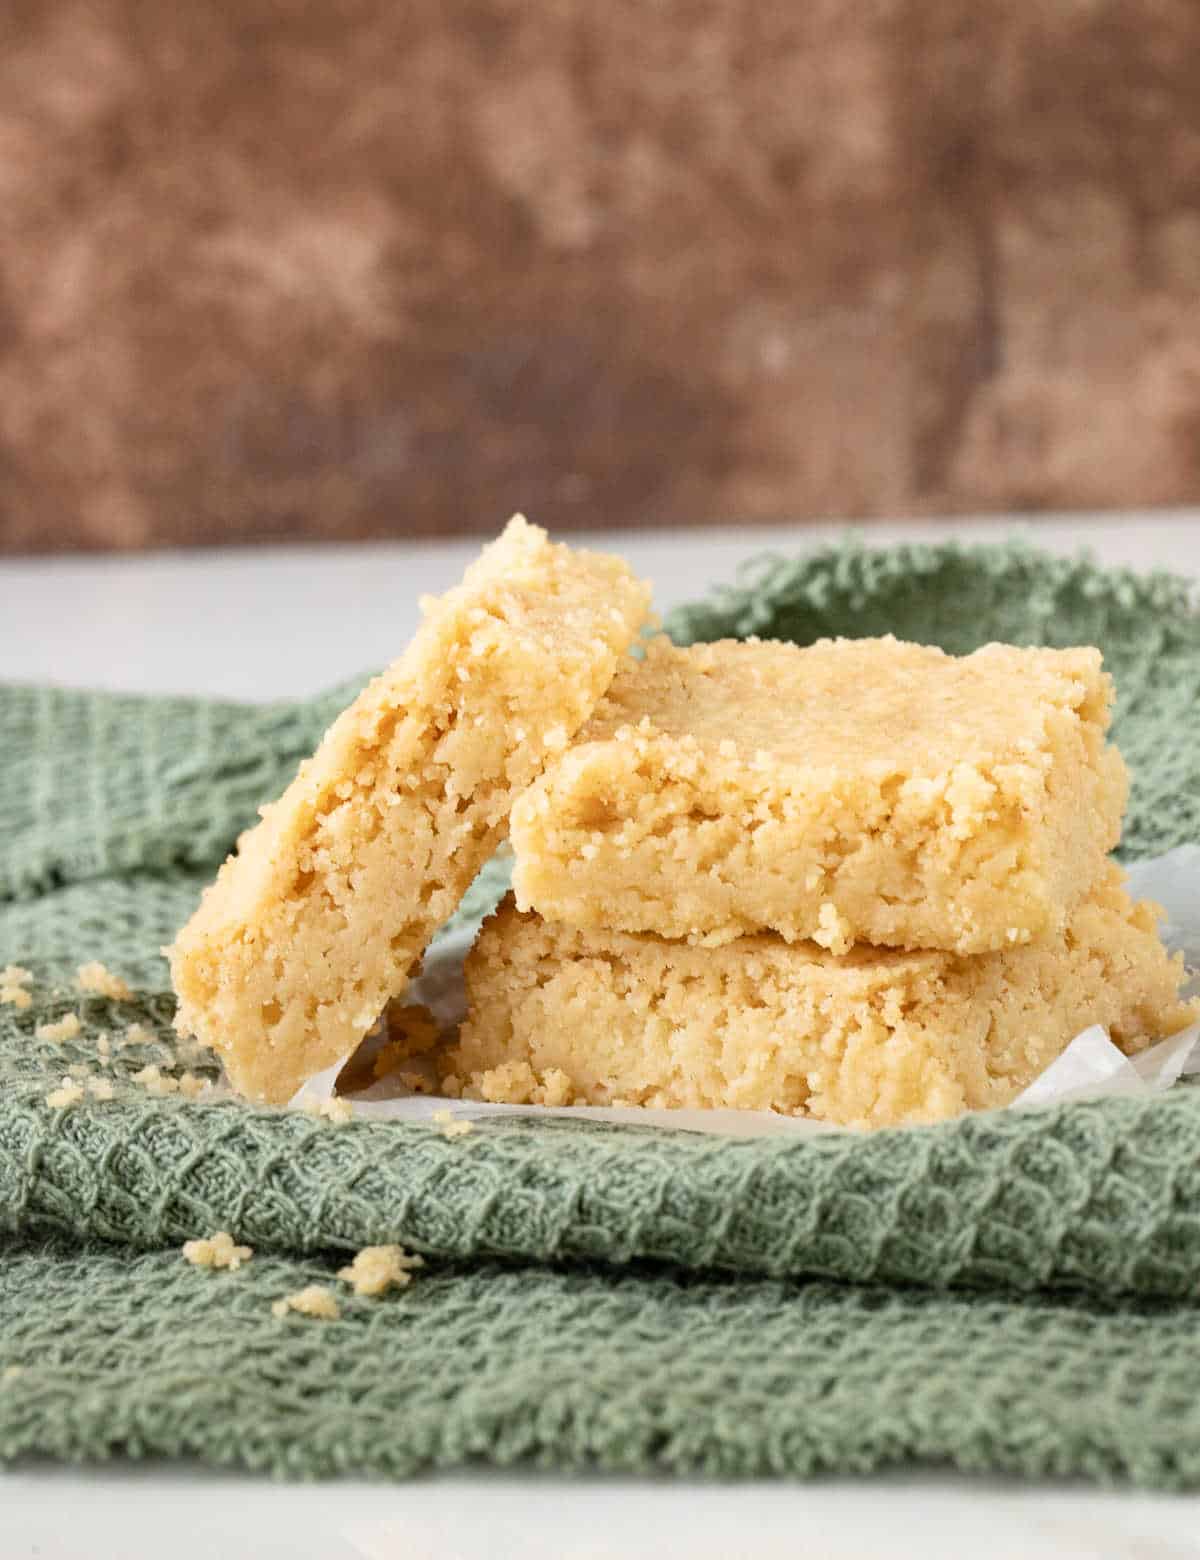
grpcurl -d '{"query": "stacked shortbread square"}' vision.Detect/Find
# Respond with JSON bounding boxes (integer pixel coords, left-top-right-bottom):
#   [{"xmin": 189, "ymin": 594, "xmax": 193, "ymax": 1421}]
[{"xmin": 447, "ymin": 635, "xmax": 1195, "ymax": 1128}]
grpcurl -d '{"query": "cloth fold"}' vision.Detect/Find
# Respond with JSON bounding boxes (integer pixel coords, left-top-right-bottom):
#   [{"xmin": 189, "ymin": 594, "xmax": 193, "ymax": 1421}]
[{"xmin": 4, "ymin": 539, "xmax": 1200, "ymax": 1485}]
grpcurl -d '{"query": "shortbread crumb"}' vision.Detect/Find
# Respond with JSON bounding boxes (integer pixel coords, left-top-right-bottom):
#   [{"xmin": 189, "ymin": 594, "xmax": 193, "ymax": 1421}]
[
  {"xmin": 132, "ymin": 1065, "xmax": 179, "ymax": 1097},
  {"xmin": 301, "ymin": 1095, "xmax": 354, "ymax": 1125},
  {"xmin": 35, "ymin": 1012, "xmax": 81, "ymax": 1043},
  {"xmin": 337, "ymin": 1244, "xmax": 424, "ymax": 1297},
  {"xmin": 2, "ymin": 1366, "xmax": 23, "ymax": 1383},
  {"xmin": 96, "ymin": 1033, "xmax": 111, "ymax": 1060},
  {"xmin": 0, "ymin": 986, "xmax": 31, "ymax": 1010},
  {"xmin": 183, "ymin": 1231, "xmax": 253, "ymax": 1271},
  {"xmin": 123, "ymin": 1023, "xmax": 157, "ymax": 1049},
  {"xmin": 76, "ymin": 962, "xmax": 132, "ymax": 1001},
  {"xmin": 85, "ymin": 1077, "xmax": 114, "ymax": 1101},
  {"xmin": 1, "ymin": 966, "xmax": 31, "ymax": 988},
  {"xmin": 169, "ymin": 516, "xmax": 651, "ymax": 1105},
  {"xmin": 272, "ymin": 1286, "xmax": 340, "ymax": 1321},
  {"xmin": 45, "ymin": 1077, "xmax": 84, "ymax": 1109},
  {"xmin": 432, "ymin": 1109, "xmax": 474, "ymax": 1138},
  {"xmin": 177, "ymin": 1071, "xmax": 209, "ymax": 1100}
]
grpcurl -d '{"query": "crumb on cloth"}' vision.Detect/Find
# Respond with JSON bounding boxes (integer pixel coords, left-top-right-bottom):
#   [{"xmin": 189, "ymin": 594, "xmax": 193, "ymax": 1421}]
[
  {"xmin": 432, "ymin": 1109, "xmax": 474, "ymax": 1139},
  {"xmin": 272, "ymin": 1286, "xmax": 340, "ymax": 1322},
  {"xmin": 1, "ymin": 966, "xmax": 32, "ymax": 1007},
  {"xmin": 338, "ymin": 1245, "xmax": 424, "ymax": 1298},
  {"xmin": 178, "ymin": 1072, "xmax": 209, "ymax": 1100},
  {"xmin": 132, "ymin": 1065, "xmax": 178, "ymax": 1097},
  {"xmin": 183, "ymin": 1232, "xmax": 253, "ymax": 1272},
  {"xmin": 36, "ymin": 1012, "xmax": 81, "ymax": 1043},
  {"xmin": 76, "ymin": 962, "xmax": 132, "ymax": 1001},
  {"xmin": 300, "ymin": 1095, "xmax": 354, "ymax": 1125},
  {"xmin": 45, "ymin": 1077, "xmax": 84, "ymax": 1109}
]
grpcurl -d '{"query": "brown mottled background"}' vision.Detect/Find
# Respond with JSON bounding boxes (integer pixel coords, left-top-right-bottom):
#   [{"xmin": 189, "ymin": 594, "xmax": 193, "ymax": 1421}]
[{"xmin": 3, "ymin": 1, "xmax": 1200, "ymax": 553}]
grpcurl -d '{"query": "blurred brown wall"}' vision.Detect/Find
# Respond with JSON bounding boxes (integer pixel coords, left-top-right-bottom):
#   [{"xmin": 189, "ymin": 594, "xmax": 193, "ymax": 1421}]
[{"xmin": 3, "ymin": 0, "xmax": 1200, "ymax": 552}]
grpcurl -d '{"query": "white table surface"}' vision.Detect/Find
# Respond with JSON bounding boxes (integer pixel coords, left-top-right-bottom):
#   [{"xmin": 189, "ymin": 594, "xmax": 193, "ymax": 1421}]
[{"xmin": 3, "ymin": 510, "xmax": 1200, "ymax": 1559}]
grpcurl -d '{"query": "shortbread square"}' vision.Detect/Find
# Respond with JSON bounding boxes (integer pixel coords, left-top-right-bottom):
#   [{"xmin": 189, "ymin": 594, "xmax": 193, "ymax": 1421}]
[
  {"xmin": 510, "ymin": 635, "xmax": 1128, "ymax": 955},
  {"xmin": 169, "ymin": 517, "xmax": 651, "ymax": 1103},
  {"xmin": 451, "ymin": 866, "xmax": 1195, "ymax": 1130}
]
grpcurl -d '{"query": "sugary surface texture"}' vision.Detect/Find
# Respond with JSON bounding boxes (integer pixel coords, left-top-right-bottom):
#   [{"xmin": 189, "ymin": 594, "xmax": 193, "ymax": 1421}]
[
  {"xmin": 169, "ymin": 516, "xmax": 650, "ymax": 1103},
  {"xmin": 7, "ymin": 541, "xmax": 1200, "ymax": 1488},
  {"xmin": 456, "ymin": 867, "xmax": 1195, "ymax": 1128},
  {"xmin": 512, "ymin": 635, "xmax": 1128, "ymax": 953}
]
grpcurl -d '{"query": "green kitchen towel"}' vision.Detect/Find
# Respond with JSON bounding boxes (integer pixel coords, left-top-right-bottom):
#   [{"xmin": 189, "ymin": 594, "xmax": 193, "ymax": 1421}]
[{"xmin": 4, "ymin": 540, "xmax": 1200, "ymax": 1486}]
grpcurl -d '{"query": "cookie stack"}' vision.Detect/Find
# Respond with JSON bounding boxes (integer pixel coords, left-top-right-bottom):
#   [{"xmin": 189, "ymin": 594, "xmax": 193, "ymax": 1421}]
[
  {"xmin": 169, "ymin": 519, "xmax": 1194, "ymax": 1129},
  {"xmin": 447, "ymin": 634, "xmax": 1195, "ymax": 1128}
]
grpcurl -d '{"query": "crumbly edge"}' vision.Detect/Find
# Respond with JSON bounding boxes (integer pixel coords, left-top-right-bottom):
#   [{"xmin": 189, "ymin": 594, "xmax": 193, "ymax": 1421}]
[{"xmin": 451, "ymin": 873, "xmax": 1196, "ymax": 1129}]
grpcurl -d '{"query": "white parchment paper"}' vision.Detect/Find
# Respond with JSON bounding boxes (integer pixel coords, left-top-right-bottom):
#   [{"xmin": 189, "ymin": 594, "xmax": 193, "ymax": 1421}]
[{"xmin": 292, "ymin": 848, "xmax": 1200, "ymax": 1135}]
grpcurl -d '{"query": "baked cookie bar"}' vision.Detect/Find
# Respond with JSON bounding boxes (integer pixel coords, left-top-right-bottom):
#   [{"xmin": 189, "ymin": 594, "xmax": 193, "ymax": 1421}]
[
  {"xmin": 511, "ymin": 635, "xmax": 1128, "ymax": 955},
  {"xmin": 169, "ymin": 516, "xmax": 651, "ymax": 1102},
  {"xmin": 450, "ymin": 866, "xmax": 1195, "ymax": 1130}
]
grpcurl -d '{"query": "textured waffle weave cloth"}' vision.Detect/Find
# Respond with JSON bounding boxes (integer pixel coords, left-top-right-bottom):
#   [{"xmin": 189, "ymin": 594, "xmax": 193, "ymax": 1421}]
[{"xmin": 3, "ymin": 541, "xmax": 1200, "ymax": 1487}]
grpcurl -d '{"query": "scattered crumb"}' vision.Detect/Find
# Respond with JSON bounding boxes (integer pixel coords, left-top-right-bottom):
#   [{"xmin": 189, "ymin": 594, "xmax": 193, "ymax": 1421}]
[
  {"xmin": 96, "ymin": 1033, "xmax": 111, "ymax": 1061},
  {"xmin": 183, "ymin": 1231, "xmax": 253, "ymax": 1272},
  {"xmin": 67, "ymin": 1063, "xmax": 92, "ymax": 1081},
  {"xmin": 0, "ymin": 986, "xmax": 31, "ymax": 1010},
  {"xmin": 123, "ymin": 1023, "xmax": 157, "ymax": 1048},
  {"xmin": 85, "ymin": 1077, "xmax": 115, "ymax": 1102},
  {"xmin": 132, "ymin": 1065, "xmax": 179, "ymax": 1097},
  {"xmin": 337, "ymin": 1244, "xmax": 424, "ymax": 1297},
  {"xmin": 432, "ymin": 1109, "xmax": 474, "ymax": 1139},
  {"xmin": 301, "ymin": 1095, "xmax": 354, "ymax": 1125},
  {"xmin": 76, "ymin": 962, "xmax": 132, "ymax": 1001},
  {"xmin": 271, "ymin": 1286, "xmax": 340, "ymax": 1321},
  {"xmin": 35, "ymin": 1012, "xmax": 82, "ymax": 1043},
  {"xmin": 45, "ymin": 1077, "xmax": 84, "ymax": 1109},
  {"xmin": 2, "ymin": 1366, "xmax": 23, "ymax": 1383},
  {"xmin": 177, "ymin": 1072, "xmax": 209, "ymax": 1101},
  {"xmin": 1, "ymin": 966, "xmax": 31, "ymax": 988}
]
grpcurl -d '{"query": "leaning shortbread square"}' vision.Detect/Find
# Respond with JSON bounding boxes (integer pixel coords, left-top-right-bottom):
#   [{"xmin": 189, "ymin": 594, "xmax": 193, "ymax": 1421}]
[{"xmin": 169, "ymin": 517, "xmax": 651, "ymax": 1103}]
